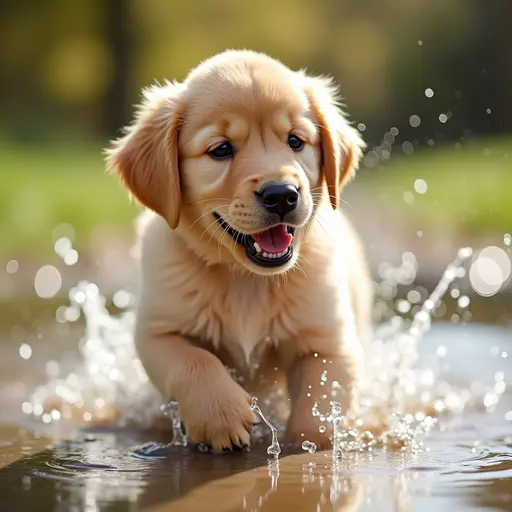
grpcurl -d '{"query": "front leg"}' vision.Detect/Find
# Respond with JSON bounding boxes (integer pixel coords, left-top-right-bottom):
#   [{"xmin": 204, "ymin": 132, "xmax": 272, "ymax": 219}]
[
  {"xmin": 284, "ymin": 339, "xmax": 363, "ymax": 450},
  {"xmin": 135, "ymin": 330, "xmax": 256, "ymax": 452}
]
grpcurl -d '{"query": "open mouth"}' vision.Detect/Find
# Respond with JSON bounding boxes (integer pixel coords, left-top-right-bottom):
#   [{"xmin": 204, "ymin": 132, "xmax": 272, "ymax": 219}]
[{"xmin": 213, "ymin": 213, "xmax": 295, "ymax": 268}]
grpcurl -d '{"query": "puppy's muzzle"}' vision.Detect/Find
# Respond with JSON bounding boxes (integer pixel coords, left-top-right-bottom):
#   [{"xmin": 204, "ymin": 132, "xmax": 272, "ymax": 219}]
[{"xmin": 256, "ymin": 183, "xmax": 299, "ymax": 221}]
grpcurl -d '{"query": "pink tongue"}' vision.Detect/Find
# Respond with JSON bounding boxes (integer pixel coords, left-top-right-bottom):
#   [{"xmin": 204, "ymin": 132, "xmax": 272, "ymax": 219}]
[{"xmin": 252, "ymin": 225, "xmax": 293, "ymax": 253}]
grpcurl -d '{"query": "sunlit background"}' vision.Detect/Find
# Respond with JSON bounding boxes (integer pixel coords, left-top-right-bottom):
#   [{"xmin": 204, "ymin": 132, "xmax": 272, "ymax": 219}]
[{"xmin": 1, "ymin": 0, "xmax": 511, "ymax": 341}]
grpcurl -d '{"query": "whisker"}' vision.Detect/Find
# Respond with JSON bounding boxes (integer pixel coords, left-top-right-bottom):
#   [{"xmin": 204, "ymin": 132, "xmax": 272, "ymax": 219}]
[
  {"xmin": 190, "ymin": 204, "xmax": 230, "ymax": 229},
  {"xmin": 309, "ymin": 192, "xmax": 352, "ymax": 208},
  {"xmin": 232, "ymin": 228, "xmax": 244, "ymax": 259},
  {"xmin": 203, "ymin": 216, "xmax": 228, "ymax": 245},
  {"xmin": 200, "ymin": 216, "xmax": 224, "ymax": 242},
  {"xmin": 217, "ymin": 213, "xmax": 237, "ymax": 259},
  {"xmin": 217, "ymin": 226, "xmax": 229, "ymax": 260},
  {"xmin": 293, "ymin": 260, "xmax": 307, "ymax": 279}
]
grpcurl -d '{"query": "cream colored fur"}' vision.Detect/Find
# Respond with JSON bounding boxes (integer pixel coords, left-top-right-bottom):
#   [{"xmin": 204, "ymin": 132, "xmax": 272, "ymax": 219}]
[{"xmin": 106, "ymin": 49, "xmax": 373, "ymax": 452}]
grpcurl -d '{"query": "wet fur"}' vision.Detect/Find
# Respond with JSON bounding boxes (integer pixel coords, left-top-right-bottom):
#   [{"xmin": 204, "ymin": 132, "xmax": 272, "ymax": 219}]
[{"xmin": 106, "ymin": 50, "xmax": 373, "ymax": 452}]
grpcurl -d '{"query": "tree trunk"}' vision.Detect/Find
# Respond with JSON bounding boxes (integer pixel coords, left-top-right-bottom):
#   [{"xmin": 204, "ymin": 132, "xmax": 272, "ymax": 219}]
[{"xmin": 101, "ymin": 0, "xmax": 133, "ymax": 138}]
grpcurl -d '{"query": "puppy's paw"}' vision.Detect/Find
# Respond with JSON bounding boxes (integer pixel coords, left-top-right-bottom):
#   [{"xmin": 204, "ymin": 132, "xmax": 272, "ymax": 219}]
[{"xmin": 181, "ymin": 382, "xmax": 257, "ymax": 453}]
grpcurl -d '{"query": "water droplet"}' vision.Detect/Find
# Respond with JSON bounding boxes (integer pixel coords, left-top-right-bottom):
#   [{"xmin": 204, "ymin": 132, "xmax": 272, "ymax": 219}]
[
  {"xmin": 414, "ymin": 179, "xmax": 428, "ymax": 194},
  {"xmin": 424, "ymin": 88, "xmax": 434, "ymax": 98},
  {"xmin": 457, "ymin": 295, "xmax": 470, "ymax": 309},
  {"xmin": 54, "ymin": 237, "xmax": 72, "ymax": 258},
  {"xmin": 34, "ymin": 265, "xmax": 62, "ymax": 299},
  {"xmin": 409, "ymin": 115, "xmax": 421, "ymax": 128},
  {"xmin": 458, "ymin": 247, "xmax": 473, "ymax": 260},
  {"xmin": 302, "ymin": 440, "xmax": 317, "ymax": 454},
  {"xmin": 403, "ymin": 191, "xmax": 415, "ymax": 205},
  {"xmin": 439, "ymin": 113, "xmax": 448, "ymax": 124},
  {"xmin": 504, "ymin": 233, "xmax": 511, "ymax": 246},
  {"xmin": 396, "ymin": 299, "xmax": 411, "ymax": 314},
  {"xmin": 21, "ymin": 402, "xmax": 33, "ymax": 414},
  {"xmin": 6, "ymin": 260, "xmax": 18, "ymax": 274},
  {"xmin": 469, "ymin": 246, "xmax": 510, "ymax": 297},
  {"xmin": 19, "ymin": 344, "xmax": 32, "ymax": 360},
  {"xmin": 402, "ymin": 141, "xmax": 414, "ymax": 154},
  {"xmin": 357, "ymin": 123, "xmax": 366, "ymax": 132},
  {"xmin": 113, "ymin": 290, "xmax": 133, "ymax": 309},
  {"xmin": 64, "ymin": 250, "xmax": 79, "ymax": 266}
]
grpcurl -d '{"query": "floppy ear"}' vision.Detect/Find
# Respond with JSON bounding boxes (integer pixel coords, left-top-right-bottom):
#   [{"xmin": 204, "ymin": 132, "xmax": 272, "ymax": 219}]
[
  {"xmin": 300, "ymin": 74, "xmax": 366, "ymax": 210},
  {"xmin": 105, "ymin": 80, "xmax": 185, "ymax": 229}
]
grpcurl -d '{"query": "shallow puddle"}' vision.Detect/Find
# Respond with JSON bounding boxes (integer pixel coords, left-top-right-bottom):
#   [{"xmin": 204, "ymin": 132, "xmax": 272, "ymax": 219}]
[
  {"xmin": 1, "ymin": 243, "xmax": 512, "ymax": 510},
  {"xmin": 1, "ymin": 321, "xmax": 511, "ymax": 511}
]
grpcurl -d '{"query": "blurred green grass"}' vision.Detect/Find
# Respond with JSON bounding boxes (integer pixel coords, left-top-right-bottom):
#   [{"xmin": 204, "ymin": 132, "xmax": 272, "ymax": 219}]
[
  {"xmin": 359, "ymin": 135, "xmax": 512, "ymax": 236},
  {"xmin": 0, "ymin": 143, "xmax": 139, "ymax": 257},
  {"xmin": 1, "ymin": 136, "xmax": 510, "ymax": 258}
]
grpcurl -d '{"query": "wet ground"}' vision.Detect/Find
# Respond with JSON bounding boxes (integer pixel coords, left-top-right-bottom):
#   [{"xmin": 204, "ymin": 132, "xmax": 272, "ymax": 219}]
[{"xmin": 1, "ymin": 315, "xmax": 512, "ymax": 511}]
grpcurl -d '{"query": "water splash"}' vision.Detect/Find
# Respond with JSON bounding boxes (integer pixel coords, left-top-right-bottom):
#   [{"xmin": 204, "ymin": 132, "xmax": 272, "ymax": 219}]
[
  {"xmin": 22, "ymin": 242, "xmax": 508, "ymax": 457},
  {"xmin": 27, "ymin": 281, "xmax": 163, "ymax": 428},
  {"xmin": 331, "ymin": 401, "xmax": 345, "ymax": 459},
  {"xmin": 388, "ymin": 247, "xmax": 473, "ymax": 412},
  {"xmin": 160, "ymin": 402, "xmax": 187, "ymax": 447},
  {"xmin": 250, "ymin": 397, "xmax": 281, "ymax": 458}
]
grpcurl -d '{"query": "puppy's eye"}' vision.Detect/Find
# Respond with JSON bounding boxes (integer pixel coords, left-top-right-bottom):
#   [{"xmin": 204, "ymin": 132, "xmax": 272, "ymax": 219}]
[
  {"xmin": 288, "ymin": 134, "xmax": 305, "ymax": 152},
  {"xmin": 207, "ymin": 142, "xmax": 233, "ymax": 159}
]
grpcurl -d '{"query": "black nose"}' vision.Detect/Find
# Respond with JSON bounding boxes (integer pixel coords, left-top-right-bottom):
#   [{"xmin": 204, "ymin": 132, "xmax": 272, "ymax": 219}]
[{"xmin": 257, "ymin": 183, "xmax": 299, "ymax": 218}]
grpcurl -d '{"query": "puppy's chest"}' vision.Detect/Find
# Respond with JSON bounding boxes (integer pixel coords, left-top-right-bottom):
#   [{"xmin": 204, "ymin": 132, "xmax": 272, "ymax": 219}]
[{"xmin": 180, "ymin": 278, "xmax": 294, "ymax": 364}]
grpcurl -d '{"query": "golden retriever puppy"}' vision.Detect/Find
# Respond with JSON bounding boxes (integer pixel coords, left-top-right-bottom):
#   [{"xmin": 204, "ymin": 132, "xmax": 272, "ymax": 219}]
[{"xmin": 106, "ymin": 49, "xmax": 373, "ymax": 452}]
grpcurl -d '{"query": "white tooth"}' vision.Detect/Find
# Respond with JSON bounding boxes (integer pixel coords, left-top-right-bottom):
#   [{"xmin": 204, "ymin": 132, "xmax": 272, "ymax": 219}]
[
  {"xmin": 254, "ymin": 242, "xmax": 262, "ymax": 253},
  {"xmin": 262, "ymin": 252, "xmax": 269, "ymax": 258}
]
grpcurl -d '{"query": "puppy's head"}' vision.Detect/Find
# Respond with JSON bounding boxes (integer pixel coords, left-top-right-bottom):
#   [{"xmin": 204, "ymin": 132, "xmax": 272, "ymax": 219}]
[{"xmin": 106, "ymin": 50, "xmax": 365, "ymax": 276}]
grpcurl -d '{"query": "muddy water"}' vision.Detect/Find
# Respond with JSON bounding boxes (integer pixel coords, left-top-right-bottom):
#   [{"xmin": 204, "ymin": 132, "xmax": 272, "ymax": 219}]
[{"xmin": 1, "ymin": 319, "xmax": 511, "ymax": 511}]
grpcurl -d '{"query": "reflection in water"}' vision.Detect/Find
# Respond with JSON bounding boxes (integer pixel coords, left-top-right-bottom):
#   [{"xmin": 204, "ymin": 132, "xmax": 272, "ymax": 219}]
[
  {"xmin": 2, "ymin": 391, "xmax": 512, "ymax": 512},
  {"xmin": 151, "ymin": 436, "xmax": 512, "ymax": 511}
]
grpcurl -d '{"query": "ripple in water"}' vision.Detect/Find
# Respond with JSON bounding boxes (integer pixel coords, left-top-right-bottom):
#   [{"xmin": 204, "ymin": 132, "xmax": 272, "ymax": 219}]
[{"xmin": 23, "ymin": 244, "xmax": 510, "ymax": 459}]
